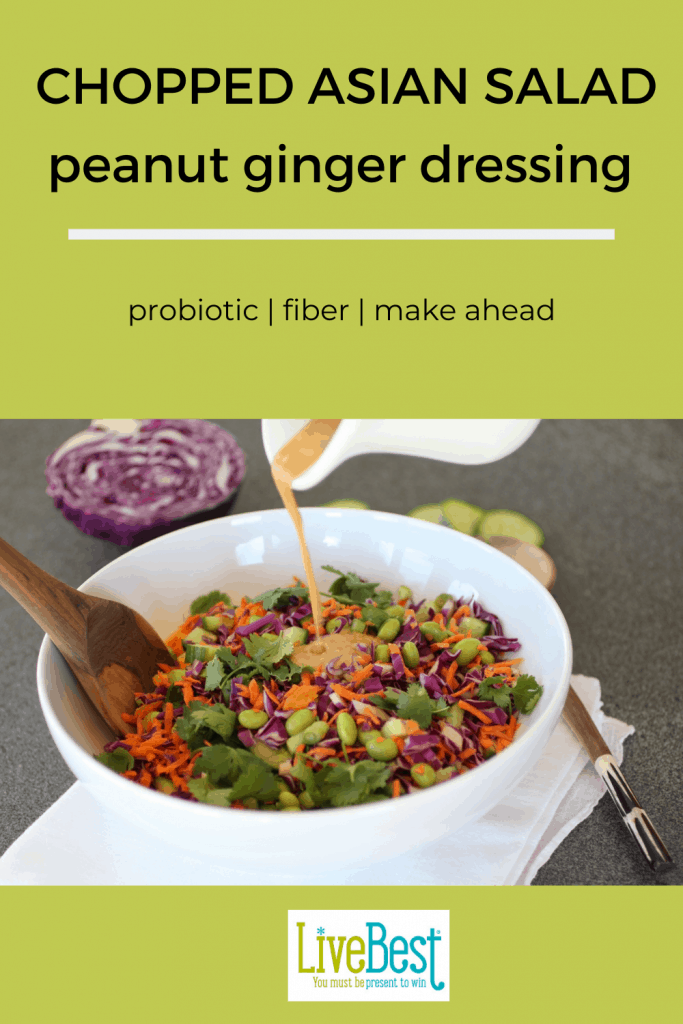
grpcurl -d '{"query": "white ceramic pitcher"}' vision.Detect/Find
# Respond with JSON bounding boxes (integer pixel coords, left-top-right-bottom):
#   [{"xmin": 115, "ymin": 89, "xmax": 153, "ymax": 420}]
[{"xmin": 261, "ymin": 419, "xmax": 539, "ymax": 490}]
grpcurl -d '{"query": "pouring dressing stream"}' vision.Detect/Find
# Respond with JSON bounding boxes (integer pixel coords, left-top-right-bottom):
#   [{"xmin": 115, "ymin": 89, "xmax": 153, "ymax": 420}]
[{"xmin": 270, "ymin": 419, "xmax": 342, "ymax": 656}]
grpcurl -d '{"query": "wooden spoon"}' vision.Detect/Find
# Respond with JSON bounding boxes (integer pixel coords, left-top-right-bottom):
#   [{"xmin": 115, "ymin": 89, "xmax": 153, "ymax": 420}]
[{"xmin": 0, "ymin": 536, "xmax": 174, "ymax": 735}]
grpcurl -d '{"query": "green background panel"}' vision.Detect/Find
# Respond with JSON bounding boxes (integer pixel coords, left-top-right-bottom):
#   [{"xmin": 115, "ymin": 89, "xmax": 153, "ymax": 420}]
[
  {"xmin": 2, "ymin": 887, "xmax": 679, "ymax": 1023},
  {"xmin": 1, "ymin": 0, "xmax": 680, "ymax": 416}
]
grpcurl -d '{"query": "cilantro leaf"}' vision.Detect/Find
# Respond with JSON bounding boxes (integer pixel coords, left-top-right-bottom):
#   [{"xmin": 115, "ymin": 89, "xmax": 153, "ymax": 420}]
[
  {"xmin": 175, "ymin": 701, "xmax": 237, "ymax": 749},
  {"xmin": 477, "ymin": 677, "xmax": 514, "ymax": 712},
  {"xmin": 192, "ymin": 745, "xmax": 281, "ymax": 803},
  {"xmin": 254, "ymin": 582, "xmax": 309, "ymax": 611},
  {"xmin": 94, "ymin": 747, "xmax": 134, "ymax": 774},
  {"xmin": 165, "ymin": 683, "xmax": 185, "ymax": 707},
  {"xmin": 361, "ymin": 605, "xmax": 390, "ymax": 629},
  {"xmin": 188, "ymin": 776, "xmax": 215, "ymax": 802},
  {"xmin": 305, "ymin": 759, "xmax": 391, "ymax": 807},
  {"xmin": 244, "ymin": 631, "xmax": 295, "ymax": 666},
  {"xmin": 190, "ymin": 590, "xmax": 231, "ymax": 615},
  {"xmin": 510, "ymin": 674, "xmax": 543, "ymax": 714},
  {"xmin": 204, "ymin": 655, "xmax": 226, "ymax": 692},
  {"xmin": 477, "ymin": 674, "xmax": 543, "ymax": 715},
  {"xmin": 321, "ymin": 565, "xmax": 392, "ymax": 608},
  {"xmin": 214, "ymin": 642, "xmax": 303, "ymax": 688},
  {"xmin": 368, "ymin": 684, "xmax": 447, "ymax": 727},
  {"xmin": 395, "ymin": 683, "xmax": 437, "ymax": 729}
]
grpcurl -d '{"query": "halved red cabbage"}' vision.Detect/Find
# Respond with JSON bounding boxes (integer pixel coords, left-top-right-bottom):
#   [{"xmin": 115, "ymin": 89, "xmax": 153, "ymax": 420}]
[{"xmin": 45, "ymin": 419, "xmax": 245, "ymax": 546}]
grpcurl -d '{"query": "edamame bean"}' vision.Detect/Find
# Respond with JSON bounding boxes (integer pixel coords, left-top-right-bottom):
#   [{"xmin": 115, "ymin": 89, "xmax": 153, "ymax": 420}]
[
  {"xmin": 359, "ymin": 729, "xmax": 382, "ymax": 748},
  {"xmin": 435, "ymin": 767, "xmax": 455, "ymax": 783},
  {"xmin": 286, "ymin": 708, "xmax": 316, "ymax": 736},
  {"xmin": 366, "ymin": 735, "xmax": 399, "ymax": 761},
  {"xmin": 238, "ymin": 709, "xmax": 268, "ymax": 730},
  {"xmin": 337, "ymin": 712, "xmax": 357, "ymax": 746},
  {"xmin": 453, "ymin": 637, "xmax": 480, "ymax": 666},
  {"xmin": 385, "ymin": 605, "xmax": 405, "ymax": 622},
  {"xmin": 167, "ymin": 668, "xmax": 186, "ymax": 684},
  {"xmin": 375, "ymin": 644, "xmax": 390, "ymax": 662},
  {"xmin": 350, "ymin": 618, "xmax": 366, "ymax": 633},
  {"xmin": 286, "ymin": 732, "xmax": 306, "ymax": 754},
  {"xmin": 397, "ymin": 585, "xmax": 412, "ymax": 602},
  {"xmin": 483, "ymin": 746, "xmax": 497, "ymax": 759},
  {"xmin": 480, "ymin": 650, "xmax": 495, "ymax": 665},
  {"xmin": 381, "ymin": 719, "xmax": 407, "ymax": 739},
  {"xmin": 278, "ymin": 790, "xmax": 300, "ymax": 809},
  {"xmin": 302, "ymin": 721, "xmax": 329, "ymax": 745},
  {"xmin": 434, "ymin": 593, "xmax": 452, "ymax": 610},
  {"xmin": 446, "ymin": 705, "xmax": 464, "ymax": 728},
  {"xmin": 154, "ymin": 777, "xmax": 175, "ymax": 794},
  {"xmin": 299, "ymin": 791, "xmax": 315, "ymax": 809},
  {"xmin": 282, "ymin": 626, "xmax": 308, "ymax": 646},
  {"xmin": 419, "ymin": 621, "xmax": 450, "ymax": 642},
  {"xmin": 326, "ymin": 618, "xmax": 343, "ymax": 633},
  {"xmin": 142, "ymin": 710, "xmax": 159, "ymax": 731},
  {"xmin": 458, "ymin": 616, "xmax": 489, "ymax": 639},
  {"xmin": 410, "ymin": 763, "xmax": 436, "ymax": 788},
  {"xmin": 415, "ymin": 603, "xmax": 436, "ymax": 623},
  {"xmin": 281, "ymin": 805, "xmax": 302, "ymax": 812},
  {"xmin": 402, "ymin": 641, "xmax": 420, "ymax": 668},
  {"xmin": 377, "ymin": 617, "xmax": 401, "ymax": 642}
]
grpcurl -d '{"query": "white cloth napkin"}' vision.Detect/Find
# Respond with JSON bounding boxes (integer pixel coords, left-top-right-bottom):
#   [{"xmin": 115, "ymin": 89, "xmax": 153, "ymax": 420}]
[{"xmin": 0, "ymin": 675, "xmax": 633, "ymax": 886}]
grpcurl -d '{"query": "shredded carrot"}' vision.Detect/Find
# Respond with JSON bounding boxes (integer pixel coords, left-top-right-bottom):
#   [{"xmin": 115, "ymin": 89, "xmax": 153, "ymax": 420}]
[
  {"xmin": 392, "ymin": 779, "xmax": 401, "ymax": 798},
  {"xmin": 331, "ymin": 683, "xmax": 359, "ymax": 703},
  {"xmin": 454, "ymin": 605, "xmax": 471, "ymax": 621},
  {"xmin": 308, "ymin": 747, "xmax": 338, "ymax": 759},
  {"xmin": 248, "ymin": 678, "xmax": 263, "ymax": 709},
  {"xmin": 281, "ymin": 683, "xmax": 322, "ymax": 710},
  {"xmin": 479, "ymin": 725, "xmax": 509, "ymax": 737},
  {"xmin": 355, "ymin": 705, "xmax": 382, "ymax": 725},
  {"xmin": 164, "ymin": 702, "xmax": 173, "ymax": 734},
  {"xmin": 459, "ymin": 748, "xmax": 477, "ymax": 760},
  {"xmin": 350, "ymin": 664, "xmax": 374, "ymax": 685},
  {"xmin": 458, "ymin": 699, "xmax": 493, "ymax": 725},
  {"xmin": 445, "ymin": 659, "xmax": 458, "ymax": 690}
]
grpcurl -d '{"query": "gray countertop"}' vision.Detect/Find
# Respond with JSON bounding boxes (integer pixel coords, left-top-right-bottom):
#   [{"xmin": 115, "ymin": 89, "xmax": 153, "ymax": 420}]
[{"xmin": 0, "ymin": 419, "xmax": 681, "ymax": 884}]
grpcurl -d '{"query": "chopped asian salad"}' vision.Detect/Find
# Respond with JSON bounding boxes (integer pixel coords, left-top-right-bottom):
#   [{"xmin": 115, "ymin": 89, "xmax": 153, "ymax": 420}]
[{"xmin": 96, "ymin": 567, "xmax": 542, "ymax": 810}]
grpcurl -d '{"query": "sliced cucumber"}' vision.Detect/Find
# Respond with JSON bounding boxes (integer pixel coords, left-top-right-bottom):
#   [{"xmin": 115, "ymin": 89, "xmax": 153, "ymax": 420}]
[
  {"xmin": 477, "ymin": 509, "xmax": 545, "ymax": 547},
  {"xmin": 322, "ymin": 499, "xmax": 369, "ymax": 509},
  {"xmin": 408, "ymin": 504, "xmax": 443, "ymax": 524},
  {"xmin": 440, "ymin": 499, "xmax": 484, "ymax": 535}
]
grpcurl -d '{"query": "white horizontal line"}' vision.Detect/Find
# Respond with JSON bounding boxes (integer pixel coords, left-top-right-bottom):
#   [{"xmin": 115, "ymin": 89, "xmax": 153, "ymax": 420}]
[{"xmin": 68, "ymin": 228, "xmax": 614, "ymax": 241}]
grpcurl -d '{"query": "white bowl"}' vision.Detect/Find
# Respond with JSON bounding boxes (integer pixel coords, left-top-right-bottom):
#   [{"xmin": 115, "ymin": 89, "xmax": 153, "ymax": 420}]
[{"xmin": 36, "ymin": 509, "xmax": 572, "ymax": 872}]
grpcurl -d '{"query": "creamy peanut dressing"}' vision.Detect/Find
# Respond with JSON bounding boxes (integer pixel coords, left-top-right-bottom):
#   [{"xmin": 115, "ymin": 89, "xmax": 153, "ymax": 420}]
[
  {"xmin": 289, "ymin": 629, "xmax": 364, "ymax": 672},
  {"xmin": 271, "ymin": 419, "xmax": 367, "ymax": 666}
]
